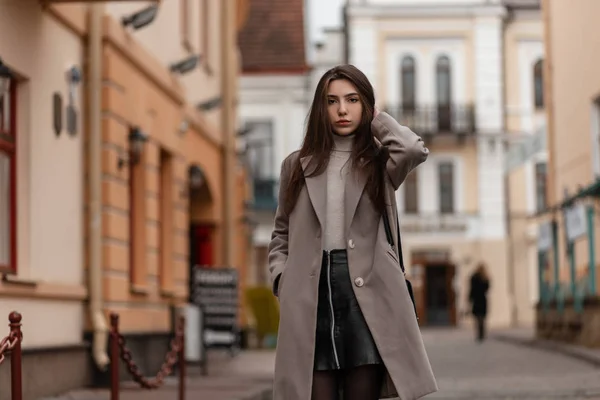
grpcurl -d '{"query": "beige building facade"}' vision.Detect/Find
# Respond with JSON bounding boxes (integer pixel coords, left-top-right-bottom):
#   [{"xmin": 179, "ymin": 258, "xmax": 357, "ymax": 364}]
[
  {"xmin": 535, "ymin": 0, "xmax": 600, "ymax": 346},
  {"xmin": 0, "ymin": 1, "xmax": 250, "ymax": 398},
  {"xmin": 504, "ymin": 2, "xmax": 546, "ymax": 327},
  {"xmin": 346, "ymin": 0, "xmax": 544, "ymax": 328}
]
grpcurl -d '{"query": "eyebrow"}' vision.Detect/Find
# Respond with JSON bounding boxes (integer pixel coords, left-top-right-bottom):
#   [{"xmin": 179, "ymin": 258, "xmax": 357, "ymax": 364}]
[{"xmin": 327, "ymin": 92, "xmax": 359, "ymax": 98}]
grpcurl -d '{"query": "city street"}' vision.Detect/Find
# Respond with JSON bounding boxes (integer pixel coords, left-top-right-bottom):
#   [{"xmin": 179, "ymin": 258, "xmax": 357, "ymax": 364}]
[
  {"xmin": 423, "ymin": 329, "xmax": 600, "ymax": 399},
  {"xmin": 45, "ymin": 328, "xmax": 600, "ymax": 400}
]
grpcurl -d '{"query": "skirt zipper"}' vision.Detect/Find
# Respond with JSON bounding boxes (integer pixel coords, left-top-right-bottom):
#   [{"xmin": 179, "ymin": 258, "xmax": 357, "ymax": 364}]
[{"xmin": 326, "ymin": 250, "xmax": 341, "ymax": 369}]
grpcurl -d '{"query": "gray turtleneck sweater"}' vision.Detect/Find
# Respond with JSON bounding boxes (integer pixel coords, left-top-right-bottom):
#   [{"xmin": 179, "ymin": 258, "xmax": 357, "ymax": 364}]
[{"xmin": 324, "ymin": 133, "xmax": 355, "ymax": 250}]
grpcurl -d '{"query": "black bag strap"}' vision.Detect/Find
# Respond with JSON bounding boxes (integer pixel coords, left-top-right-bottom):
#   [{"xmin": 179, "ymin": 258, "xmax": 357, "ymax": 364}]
[{"xmin": 382, "ymin": 207, "xmax": 405, "ymax": 274}]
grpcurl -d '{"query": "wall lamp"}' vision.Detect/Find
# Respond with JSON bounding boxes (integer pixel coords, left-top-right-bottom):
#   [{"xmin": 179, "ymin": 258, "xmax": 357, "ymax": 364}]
[
  {"xmin": 122, "ymin": 5, "xmax": 159, "ymax": 30},
  {"xmin": 181, "ymin": 164, "xmax": 206, "ymax": 198},
  {"xmin": 196, "ymin": 96, "xmax": 222, "ymax": 111},
  {"xmin": 118, "ymin": 126, "xmax": 148, "ymax": 169},
  {"xmin": 170, "ymin": 54, "xmax": 200, "ymax": 75},
  {"xmin": 189, "ymin": 165, "xmax": 206, "ymax": 190},
  {"xmin": 0, "ymin": 58, "xmax": 14, "ymax": 95}
]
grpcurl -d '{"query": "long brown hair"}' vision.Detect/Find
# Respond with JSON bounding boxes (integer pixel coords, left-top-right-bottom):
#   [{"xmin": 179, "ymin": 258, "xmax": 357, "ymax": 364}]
[{"xmin": 283, "ymin": 64, "xmax": 388, "ymax": 215}]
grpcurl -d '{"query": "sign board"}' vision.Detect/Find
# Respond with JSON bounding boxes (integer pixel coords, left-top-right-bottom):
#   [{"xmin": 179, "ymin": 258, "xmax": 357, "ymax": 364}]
[
  {"xmin": 564, "ymin": 204, "xmax": 587, "ymax": 242},
  {"xmin": 537, "ymin": 221, "xmax": 553, "ymax": 252},
  {"xmin": 504, "ymin": 124, "xmax": 547, "ymax": 173},
  {"xmin": 190, "ymin": 266, "xmax": 240, "ymax": 351}
]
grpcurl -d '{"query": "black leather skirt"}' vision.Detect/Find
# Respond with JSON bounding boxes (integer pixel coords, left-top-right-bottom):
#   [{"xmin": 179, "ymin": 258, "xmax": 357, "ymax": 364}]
[{"xmin": 314, "ymin": 249, "xmax": 383, "ymax": 371}]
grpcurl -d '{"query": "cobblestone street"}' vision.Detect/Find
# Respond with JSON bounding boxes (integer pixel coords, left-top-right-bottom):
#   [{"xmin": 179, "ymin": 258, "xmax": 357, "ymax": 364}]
[{"xmin": 422, "ymin": 329, "xmax": 600, "ymax": 399}]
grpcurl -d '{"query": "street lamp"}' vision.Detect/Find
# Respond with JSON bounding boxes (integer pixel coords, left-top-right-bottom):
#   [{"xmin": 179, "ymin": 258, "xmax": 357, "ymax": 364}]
[{"xmin": 0, "ymin": 58, "xmax": 13, "ymax": 95}]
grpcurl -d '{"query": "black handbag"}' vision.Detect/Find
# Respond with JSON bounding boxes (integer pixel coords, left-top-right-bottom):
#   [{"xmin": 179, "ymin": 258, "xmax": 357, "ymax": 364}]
[{"xmin": 382, "ymin": 207, "xmax": 418, "ymax": 319}]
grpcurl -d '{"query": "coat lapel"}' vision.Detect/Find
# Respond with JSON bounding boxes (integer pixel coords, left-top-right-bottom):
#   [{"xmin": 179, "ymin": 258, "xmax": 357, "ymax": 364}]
[
  {"xmin": 301, "ymin": 155, "xmax": 327, "ymax": 230},
  {"xmin": 344, "ymin": 160, "xmax": 367, "ymax": 236}
]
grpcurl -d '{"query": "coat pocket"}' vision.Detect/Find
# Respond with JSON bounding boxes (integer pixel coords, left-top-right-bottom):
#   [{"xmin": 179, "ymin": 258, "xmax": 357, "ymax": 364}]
[{"xmin": 278, "ymin": 265, "xmax": 289, "ymax": 295}]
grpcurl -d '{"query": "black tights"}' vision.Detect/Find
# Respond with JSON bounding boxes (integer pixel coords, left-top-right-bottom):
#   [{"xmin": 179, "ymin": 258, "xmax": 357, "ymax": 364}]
[{"xmin": 311, "ymin": 365, "xmax": 384, "ymax": 400}]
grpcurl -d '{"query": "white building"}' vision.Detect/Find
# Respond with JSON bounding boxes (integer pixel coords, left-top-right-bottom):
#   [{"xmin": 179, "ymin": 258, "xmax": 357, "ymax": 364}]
[
  {"xmin": 345, "ymin": 0, "xmax": 545, "ymax": 328},
  {"xmin": 238, "ymin": 0, "xmax": 311, "ymax": 285}
]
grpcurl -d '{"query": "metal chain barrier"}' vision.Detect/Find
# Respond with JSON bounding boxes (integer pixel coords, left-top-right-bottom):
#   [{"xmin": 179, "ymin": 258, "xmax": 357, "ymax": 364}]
[
  {"xmin": 116, "ymin": 320, "xmax": 183, "ymax": 388},
  {"xmin": 0, "ymin": 330, "xmax": 20, "ymax": 365},
  {"xmin": 110, "ymin": 312, "xmax": 186, "ymax": 400},
  {"xmin": 0, "ymin": 311, "xmax": 23, "ymax": 400}
]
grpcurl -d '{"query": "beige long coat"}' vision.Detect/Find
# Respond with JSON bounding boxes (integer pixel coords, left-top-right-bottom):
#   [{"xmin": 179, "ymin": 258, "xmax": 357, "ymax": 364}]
[{"xmin": 268, "ymin": 112, "xmax": 438, "ymax": 400}]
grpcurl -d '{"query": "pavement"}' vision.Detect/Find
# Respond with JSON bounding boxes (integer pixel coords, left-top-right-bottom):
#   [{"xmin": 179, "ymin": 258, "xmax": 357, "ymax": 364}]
[
  {"xmin": 422, "ymin": 327, "xmax": 600, "ymax": 399},
  {"xmin": 41, "ymin": 327, "xmax": 600, "ymax": 400},
  {"xmin": 40, "ymin": 350, "xmax": 275, "ymax": 400}
]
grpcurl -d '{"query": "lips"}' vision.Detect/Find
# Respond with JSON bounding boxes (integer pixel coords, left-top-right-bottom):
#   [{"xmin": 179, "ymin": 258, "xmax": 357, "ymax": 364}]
[{"xmin": 336, "ymin": 120, "xmax": 351, "ymax": 126}]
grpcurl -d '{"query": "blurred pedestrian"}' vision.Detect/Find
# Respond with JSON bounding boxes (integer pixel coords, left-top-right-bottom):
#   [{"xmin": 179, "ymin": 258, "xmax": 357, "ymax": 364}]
[
  {"xmin": 268, "ymin": 64, "xmax": 437, "ymax": 400},
  {"xmin": 469, "ymin": 263, "xmax": 490, "ymax": 342}
]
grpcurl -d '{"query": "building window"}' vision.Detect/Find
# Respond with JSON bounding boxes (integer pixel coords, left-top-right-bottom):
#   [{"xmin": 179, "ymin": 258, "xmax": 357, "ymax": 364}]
[
  {"xmin": 159, "ymin": 149, "xmax": 174, "ymax": 294},
  {"xmin": 438, "ymin": 162, "xmax": 454, "ymax": 214},
  {"xmin": 0, "ymin": 80, "xmax": 16, "ymax": 274},
  {"xmin": 534, "ymin": 59, "xmax": 544, "ymax": 109},
  {"xmin": 181, "ymin": 0, "xmax": 193, "ymax": 51},
  {"xmin": 129, "ymin": 145, "xmax": 147, "ymax": 290},
  {"xmin": 401, "ymin": 56, "xmax": 416, "ymax": 110},
  {"xmin": 201, "ymin": 0, "xmax": 212, "ymax": 73},
  {"xmin": 535, "ymin": 162, "xmax": 547, "ymax": 213},
  {"xmin": 593, "ymin": 98, "xmax": 600, "ymax": 176},
  {"xmin": 404, "ymin": 170, "xmax": 418, "ymax": 214},
  {"xmin": 436, "ymin": 55, "xmax": 452, "ymax": 131},
  {"xmin": 244, "ymin": 120, "xmax": 275, "ymax": 179}
]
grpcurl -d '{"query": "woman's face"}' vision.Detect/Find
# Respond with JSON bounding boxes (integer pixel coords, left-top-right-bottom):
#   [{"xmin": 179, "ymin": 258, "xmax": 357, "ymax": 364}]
[{"xmin": 327, "ymin": 79, "xmax": 363, "ymax": 136}]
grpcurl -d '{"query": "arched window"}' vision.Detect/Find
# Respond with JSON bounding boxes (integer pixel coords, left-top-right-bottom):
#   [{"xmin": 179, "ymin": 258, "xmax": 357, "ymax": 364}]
[
  {"xmin": 436, "ymin": 55, "xmax": 452, "ymax": 130},
  {"xmin": 401, "ymin": 56, "xmax": 416, "ymax": 110},
  {"xmin": 534, "ymin": 59, "xmax": 544, "ymax": 109}
]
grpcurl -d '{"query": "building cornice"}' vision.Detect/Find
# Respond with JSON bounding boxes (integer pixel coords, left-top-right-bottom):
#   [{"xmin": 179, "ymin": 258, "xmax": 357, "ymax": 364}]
[{"xmin": 347, "ymin": 4, "xmax": 508, "ymax": 19}]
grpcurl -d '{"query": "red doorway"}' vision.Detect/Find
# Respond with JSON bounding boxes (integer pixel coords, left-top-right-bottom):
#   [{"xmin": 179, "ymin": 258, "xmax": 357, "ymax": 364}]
[{"xmin": 190, "ymin": 224, "xmax": 214, "ymax": 267}]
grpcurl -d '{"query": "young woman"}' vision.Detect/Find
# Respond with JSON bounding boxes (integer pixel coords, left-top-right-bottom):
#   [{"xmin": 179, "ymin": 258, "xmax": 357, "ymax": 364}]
[{"xmin": 268, "ymin": 65, "xmax": 437, "ymax": 400}]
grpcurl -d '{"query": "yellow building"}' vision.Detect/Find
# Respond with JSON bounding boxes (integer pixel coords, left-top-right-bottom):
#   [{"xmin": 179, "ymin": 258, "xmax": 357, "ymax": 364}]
[
  {"xmin": 0, "ymin": 1, "xmax": 250, "ymax": 398},
  {"xmin": 534, "ymin": 0, "xmax": 600, "ymax": 346}
]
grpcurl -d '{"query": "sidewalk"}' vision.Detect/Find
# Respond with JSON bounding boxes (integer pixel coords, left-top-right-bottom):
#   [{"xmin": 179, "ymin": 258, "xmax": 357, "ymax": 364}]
[
  {"xmin": 41, "ymin": 350, "xmax": 275, "ymax": 400},
  {"xmin": 492, "ymin": 327, "xmax": 600, "ymax": 367}
]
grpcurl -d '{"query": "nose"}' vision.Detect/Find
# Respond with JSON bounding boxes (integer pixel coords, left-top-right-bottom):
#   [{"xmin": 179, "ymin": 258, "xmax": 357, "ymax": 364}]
[{"xmin": 338, "ymin": 101, "xmax": 348, "ymax": 115}]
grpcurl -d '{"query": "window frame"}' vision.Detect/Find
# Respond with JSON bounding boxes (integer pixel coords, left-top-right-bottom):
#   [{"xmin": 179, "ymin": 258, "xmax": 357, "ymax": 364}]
[
  {"xmin": 403, "ymin": 169, "xmax": 419, "ymax": 214},
  {"xmin": 201, "ymin": 0, "xmax": 212, "ymax": 74},
  {"xmin": 535, "ymin": 161, "xmax": 547, "ymax": 213},
  {"xmin": 438, "ymin": 161, "xmax": 455, "ymax": 214},
  {"xmin": 0, "ymin": 79, "xmax": 17, "ymax": 274},
  {"xmin": 129, "ymin": 145, "xmax": 147, "ymax": 291},
  {"xmin": 181, "ymin": 0, "xmax": 193, "ymax": 52},
  {"xmin": 534, "ymin": 59, "xmax": 544, "ymax": 110},
  {"xmin": 401, "ymin": 55, "xmax": 416, "ymax": 111}
]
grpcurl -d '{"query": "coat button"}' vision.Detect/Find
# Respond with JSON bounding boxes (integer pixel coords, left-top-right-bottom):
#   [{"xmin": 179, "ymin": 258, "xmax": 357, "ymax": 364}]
[
  {"xmin": 348, "ymin": 239, "xmax": 355, "ymax": 249},
  {"xmin": 354, "ymin": 277, "xmax": 364, "ymax": 287}
]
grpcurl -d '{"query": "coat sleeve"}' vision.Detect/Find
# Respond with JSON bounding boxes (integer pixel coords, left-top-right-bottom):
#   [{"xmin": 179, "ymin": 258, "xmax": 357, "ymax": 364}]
[
  {"xmin": 371, "ymin": 111, "xmax": 429, "ymax": 190},
  {"xmin": 267, "ymin": 156, "xmax": 293, "ymax": 296}
]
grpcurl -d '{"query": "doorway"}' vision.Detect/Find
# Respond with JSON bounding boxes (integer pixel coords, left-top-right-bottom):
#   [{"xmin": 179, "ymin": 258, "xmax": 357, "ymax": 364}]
[
  {"xmin": 189, "ymin": 224, "xmax": 214, "ymax": 267},
  {"xmin": 423, "ymin": 263, "xmax": 456, "ymax": 326}
]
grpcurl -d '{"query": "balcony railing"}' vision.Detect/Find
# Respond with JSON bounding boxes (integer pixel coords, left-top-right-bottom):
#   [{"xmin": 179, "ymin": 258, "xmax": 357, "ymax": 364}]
[
  {"xmin": 384, "ymin": 104, "xmax": 476, "ymax": 136},
  {"xmin": 399, "ymin": 213, "xmax": 481, "ymax": 237},
  {"xmin": 252, "ymin": 178, "xmax": 278, "ymax": 211}
]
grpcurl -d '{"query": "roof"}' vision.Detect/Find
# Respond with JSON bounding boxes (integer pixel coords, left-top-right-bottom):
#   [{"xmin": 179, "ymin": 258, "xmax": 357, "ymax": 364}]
[{"xmin": 238, "ymin": 0, "xmax": 309, "ymax": 74}]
